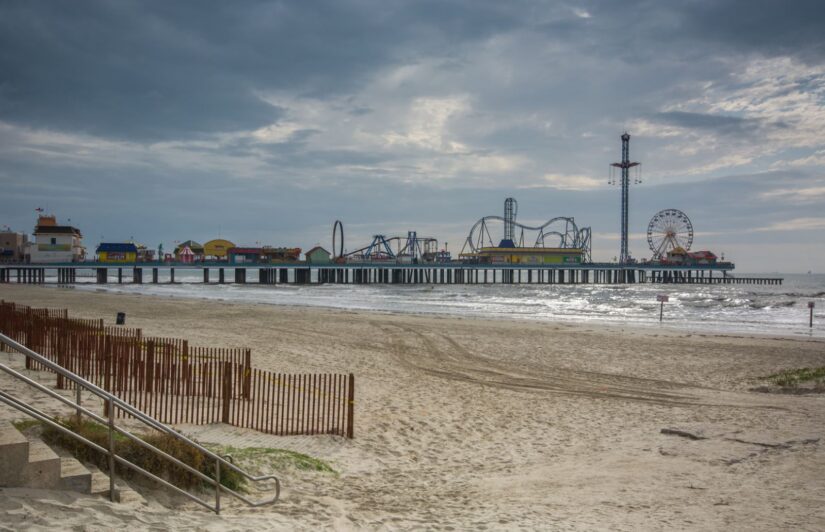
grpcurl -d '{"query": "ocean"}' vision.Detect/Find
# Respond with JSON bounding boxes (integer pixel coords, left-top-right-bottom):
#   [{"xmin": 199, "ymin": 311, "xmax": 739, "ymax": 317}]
[{"xmin": 60, "ymin": 271, "xmax": 825, "ymax": 338}]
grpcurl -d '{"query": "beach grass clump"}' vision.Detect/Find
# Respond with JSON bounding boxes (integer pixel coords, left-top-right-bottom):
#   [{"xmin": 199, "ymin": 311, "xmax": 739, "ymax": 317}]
[
  {"xmin": 763, "ymin": 367, "xmax": 825, "ymax": 388},
  {"xmin": 212, "ymin": 445, "xmax": 337, "ymax": 476},
  {"xmin": 12, "ymin": 419, "xmax": 41, "ymax": 432},
  {"xmin": 40, "ymin": 417, "xmax": 245, "ymax": 492}
]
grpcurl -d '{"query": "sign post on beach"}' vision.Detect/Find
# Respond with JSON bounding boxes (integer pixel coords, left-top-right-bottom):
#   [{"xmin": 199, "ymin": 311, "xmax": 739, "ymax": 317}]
[
  {"xmin": 810, "ymin": 301, "xmax": 815, "ymax": 328},
  {"xmin": 657, "ymin": 294, "xmax": 669, "ymax": 322}
]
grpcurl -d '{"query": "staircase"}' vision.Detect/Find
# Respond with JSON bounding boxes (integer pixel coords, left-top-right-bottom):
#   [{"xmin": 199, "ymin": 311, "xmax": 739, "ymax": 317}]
[
  {"xmin": 0, "ymin": 331, "xmax": 280, "ymax": 513},
  {"xmin": 0, "ymin": 420, "xmax": 91, "ymax": 493}
]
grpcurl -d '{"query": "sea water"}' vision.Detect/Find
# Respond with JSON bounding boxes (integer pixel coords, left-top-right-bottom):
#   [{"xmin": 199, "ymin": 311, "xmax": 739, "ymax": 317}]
[{"xmin": 59, "ymin": 272, "xmax": 825, "ymax": 338}]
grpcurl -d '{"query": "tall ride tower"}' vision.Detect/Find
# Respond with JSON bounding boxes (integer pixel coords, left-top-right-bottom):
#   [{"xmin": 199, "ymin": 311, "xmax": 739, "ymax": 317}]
[
  {"xmin": 500, "ymin": 197, "xmax": 518, "ymax": 247},
  {"xmin": 610, "ymin": 133, "xmax": 640, "ymax": 263}
]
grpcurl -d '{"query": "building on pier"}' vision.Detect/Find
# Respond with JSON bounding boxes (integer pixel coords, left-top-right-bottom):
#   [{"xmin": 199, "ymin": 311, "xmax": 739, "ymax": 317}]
[
  {"xmin": 174, "ymin": 240, "xmax": 204, "ymax": 261},
  {"xmin": 204, "ymin": 239, "xmax": 235, "ymax": 261},
  {"xmin": 27, "ymin": 215, "xmax": 85, "ymax": 263},
  {"xmin": 305, "ymin": 246, "xmax": 331, "ymax": 264},
  {"xmin": 662, "ymin": 247, "xmax": 718, "ymax": 266},
  {"xmin": 465, "ymin": 246, "xmax": 583, "ymax": 265},
  {"xmin": 228, "ymin": 246, "xmax": 302, "ymax": 264},
  {"xmin": 0, "ymin": 231, "xmax": 28, "ymax": 263},
  {"xmin": 96, "ymin": 242, "xmax": 138, "ymax": 263},
  {"xmin": 135, "ymin": 243, "xmax": 156, "ymax": 262}
]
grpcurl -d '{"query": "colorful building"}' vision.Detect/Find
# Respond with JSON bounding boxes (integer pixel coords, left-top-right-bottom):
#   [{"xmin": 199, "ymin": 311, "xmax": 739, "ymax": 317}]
[
  {"xmin": 174, "ymin": 240, "xmax": 204, "ymax": 261},
  {"xmin": 665, "ymin": 248, "xmax": 717, "ymax": 265},
  {"xmin": 27, "ymin": 215, "xmax": 85, "ymax": 263},
  {"xmin": 466, "ymin": 247, "xmax": 583, "ymax": 265},
  {"xmin": 204, "ymin": 239, "xmax": 235, "ymax": 260},
  {"xmin": 135, "ymin": 244, "xmax": 156, "ymax": 262},
  {"xmin": 96, "ymin": 243, "xmax": 138, "ymax": 263},
  {"xmin": 228, "ymin": 246, "xmax": 302, "ymax": 264},
  {"xmin": 263, "ymin": 247, "xmax": 301, "ymax": 263},
  {"xmin": 687, "ymin": 251, "xmax": 717, "ymax": 265},
  {"xmin": 178, "ymin": 245, "xmax": 195, "ymax": 263}
]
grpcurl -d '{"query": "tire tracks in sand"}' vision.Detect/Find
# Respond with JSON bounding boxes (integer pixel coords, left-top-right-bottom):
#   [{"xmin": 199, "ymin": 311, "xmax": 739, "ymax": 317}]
[{"xmin": 374, "ymin": 321, "xmax": 790, "ymax": 410}]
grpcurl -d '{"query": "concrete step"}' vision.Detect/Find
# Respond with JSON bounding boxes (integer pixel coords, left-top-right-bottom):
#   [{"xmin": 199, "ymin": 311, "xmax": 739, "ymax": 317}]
[
  {"xmin": 59, "ymin": 457, "xmax": 92, "ymax": 494},
  {"xmin": 1, "ymin": 422, "xmax": 90, "ymax": 493},
  {"xmin": 88, "ymin": 464, "xmax": 144, "ymax": 504},
  {"xmin": 22, "ymin": 438, "xmax": 62, "ymax": 489},
  {"xmin": 0, "ymin": 421, "xmax": 29, "ymax": 487}
]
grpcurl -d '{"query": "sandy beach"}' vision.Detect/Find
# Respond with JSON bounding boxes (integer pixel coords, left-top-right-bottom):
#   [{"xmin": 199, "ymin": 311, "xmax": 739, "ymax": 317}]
[{"xmin": 1, "ymin": 283, "xmax": 824, "ymax": 530}]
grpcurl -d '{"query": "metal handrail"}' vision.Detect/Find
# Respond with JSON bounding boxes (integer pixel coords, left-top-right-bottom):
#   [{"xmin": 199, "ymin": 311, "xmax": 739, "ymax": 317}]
[{"xmin": 0, "ymin": 332, "xmax": 280, "ymax": 513}]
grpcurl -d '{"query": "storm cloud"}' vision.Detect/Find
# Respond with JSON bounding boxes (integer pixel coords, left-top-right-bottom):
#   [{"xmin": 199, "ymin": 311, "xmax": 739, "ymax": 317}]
[{"xmin": 1, "ymin": 1, "xmax": 824, "ymax": 271}]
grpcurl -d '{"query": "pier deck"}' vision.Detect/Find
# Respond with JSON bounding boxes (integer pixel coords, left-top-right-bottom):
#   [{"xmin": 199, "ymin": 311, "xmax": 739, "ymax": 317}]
[{"xmin": 0, "ymin": 262, "xmax": 782, "ymax": 286}]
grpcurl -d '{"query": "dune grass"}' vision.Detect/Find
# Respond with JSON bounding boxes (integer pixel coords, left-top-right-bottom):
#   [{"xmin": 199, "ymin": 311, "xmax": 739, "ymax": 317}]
[
  {"xmin": 40, "ymin": 417, "xmax": 246, "ymax": 491},
  {"xmin": 763, "ymin": 367, "xmax": 825, "ymax": 388},
  {"xmin": 210, "ymin": 444, "xmax": 337, "ymax": 476},
  {"xmin": 12, "ymin": 419, "xmax": 41, "ymax": 432}
]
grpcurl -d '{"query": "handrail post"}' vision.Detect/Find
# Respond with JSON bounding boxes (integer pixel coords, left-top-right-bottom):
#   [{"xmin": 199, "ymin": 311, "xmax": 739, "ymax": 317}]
[
  {"xmin": 108, "ymin": 397, "xmax": 116, "ymax": 502},
  {"xmin": 215, "ymin": 459, "xmax": 221, "ymax": 514},
  {"xmin": 75, "ymin": 385, "xmax": 82, "ymax": 423}
]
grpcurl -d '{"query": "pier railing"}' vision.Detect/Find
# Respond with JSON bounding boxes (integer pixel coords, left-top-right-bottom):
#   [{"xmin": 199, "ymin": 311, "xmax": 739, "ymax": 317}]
[{"xmin": 0, "ymin": 301, "xmax": 354, "ymax": 438}]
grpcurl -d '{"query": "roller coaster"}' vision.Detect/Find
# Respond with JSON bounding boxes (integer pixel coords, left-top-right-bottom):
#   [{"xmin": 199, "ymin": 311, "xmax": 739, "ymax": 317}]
[
  {"xmin": 334, "ymin": 224, "xmax": 448, "ymax": 263},
  {"xmin": 459, "ymin": 198, "xmax": 592, "ymax": 262}
]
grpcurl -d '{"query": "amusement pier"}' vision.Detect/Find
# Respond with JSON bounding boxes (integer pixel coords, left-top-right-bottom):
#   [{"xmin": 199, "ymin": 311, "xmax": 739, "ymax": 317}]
[{"xmin": 0, "ymin": 134, "xmax": 783, "ymax": 287}]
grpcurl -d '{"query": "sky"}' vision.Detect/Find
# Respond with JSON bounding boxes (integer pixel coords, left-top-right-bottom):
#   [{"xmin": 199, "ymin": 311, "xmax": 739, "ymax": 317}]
[{"xmin": 1, "ymin": 0, "xmax": 824, "ymax": 272}]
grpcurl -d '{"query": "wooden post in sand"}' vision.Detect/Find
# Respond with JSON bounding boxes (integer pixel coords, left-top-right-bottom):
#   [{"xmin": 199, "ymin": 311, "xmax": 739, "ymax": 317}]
[
  {"xmin": 346, "ymin": 373, "xmax": 355, "ymax": 439},
  {"xmin": 657, "ymin": 294, "xmax": 669, "ymax": 322}
]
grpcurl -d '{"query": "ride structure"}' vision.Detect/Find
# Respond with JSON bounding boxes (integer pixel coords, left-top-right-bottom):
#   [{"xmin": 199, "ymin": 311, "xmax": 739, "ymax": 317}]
[
  {"xmin": 459, "ymin": 198, "xmax": 592, "ymax": 264},
  {"xmin": 647, "ymin": 209, "xmax": 694, "ymax": 260},
  {"xmin": 332, "ymin": 220, "xmax": 344, "ymax": 260},
  {"xmin": 609, "ymin": 132, "xmax": 641, "ymax": 264},
  {"xmin": 336, "ymin": 224, "xmax": 446, "ymax": 264}
]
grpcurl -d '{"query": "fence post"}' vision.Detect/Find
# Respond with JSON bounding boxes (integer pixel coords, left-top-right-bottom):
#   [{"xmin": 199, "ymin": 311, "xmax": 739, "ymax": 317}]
[
  {"xmin": 221, "ymin": 361, "xmax": 232, "ymax": 424},
  {"xmin": 103, "ymin": 335, "xmax": 112, "ymax": 417},
  {"xmin": 243, "ymin": 349, "xmax": 251, "ymax": 400},
  {"xmin": 346, "ymin": 373, "xmax": 355, "ymax": 439},
  {"xmin": 146, "ymin": 340, "xmax": 155, "ymax": 393}
]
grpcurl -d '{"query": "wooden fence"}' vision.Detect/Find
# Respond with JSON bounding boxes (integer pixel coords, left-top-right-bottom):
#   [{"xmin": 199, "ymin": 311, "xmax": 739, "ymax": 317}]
[{"xmin": 0, "ymin": 301, "xmax": 354, "ymax": 438}]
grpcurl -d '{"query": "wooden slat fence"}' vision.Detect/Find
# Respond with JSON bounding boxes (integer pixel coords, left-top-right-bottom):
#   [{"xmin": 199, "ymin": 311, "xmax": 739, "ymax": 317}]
[{"xmin": 0, "ymin": 301, "xmax": 354, "ymax": 437}]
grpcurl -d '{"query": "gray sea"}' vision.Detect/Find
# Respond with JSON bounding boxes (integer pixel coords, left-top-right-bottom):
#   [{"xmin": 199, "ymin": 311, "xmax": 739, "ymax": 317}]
[{"xmin": 58, "ymin": 271, "xmax": 825, "ymax": 338}]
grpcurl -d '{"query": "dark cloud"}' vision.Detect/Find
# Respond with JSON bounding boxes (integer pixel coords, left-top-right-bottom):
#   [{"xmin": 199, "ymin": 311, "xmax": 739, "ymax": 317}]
[
  {"xmin": 650, "ymin": 111, "xmax": 780, "ymax": 137},
  {"xmin": 679, "ymin": 0, "xmax": 825, "ymax": 64},
  {"xmin": 0, "ymin": 0, "xmax": 520, "ymax": 141},
  {"xmin": 1, "ymin": 1, "xmax": 823, "ymax": 271}
]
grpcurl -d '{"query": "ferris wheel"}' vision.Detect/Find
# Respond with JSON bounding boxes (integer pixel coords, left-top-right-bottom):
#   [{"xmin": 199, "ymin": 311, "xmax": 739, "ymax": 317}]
[{"xmin": 647, "ymin": 209, "xmax": 694, "ymax": 259}]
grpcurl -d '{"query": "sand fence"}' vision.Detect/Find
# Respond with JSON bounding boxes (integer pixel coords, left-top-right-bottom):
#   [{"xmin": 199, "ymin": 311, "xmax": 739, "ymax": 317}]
[{"xmin": 0, "ymin": 301, "xmax": 354, "ymax": 438}]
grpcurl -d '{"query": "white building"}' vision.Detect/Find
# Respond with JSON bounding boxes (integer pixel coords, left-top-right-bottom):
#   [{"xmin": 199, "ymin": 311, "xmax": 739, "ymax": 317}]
[{"xmin": 27, "ymin": 215, "xmax": 85, "ymax": 263}]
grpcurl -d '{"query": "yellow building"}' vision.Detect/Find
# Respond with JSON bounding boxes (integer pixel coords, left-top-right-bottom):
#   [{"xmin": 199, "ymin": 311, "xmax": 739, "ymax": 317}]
[
  {"xmin": 204, "ymin": 239, "xmax": 235, "ymax": 260},
  {"xmin": 96, "ymin": 243, "xmax": 138, "ymax": 263},
  {"xmin": 466, "ymin": 247, "xmax": 583, "ymax": 265}
]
